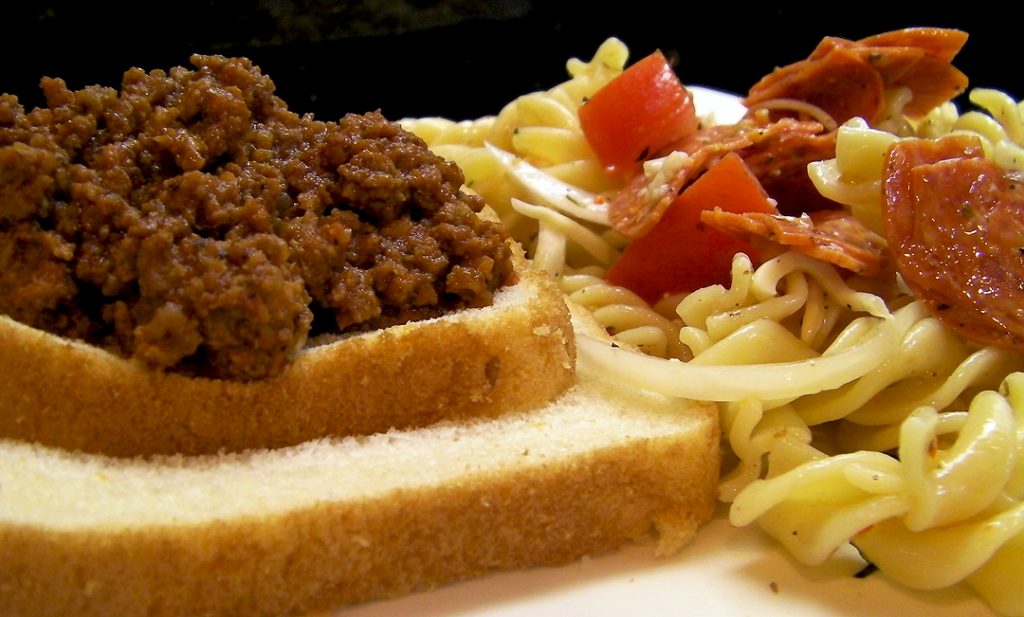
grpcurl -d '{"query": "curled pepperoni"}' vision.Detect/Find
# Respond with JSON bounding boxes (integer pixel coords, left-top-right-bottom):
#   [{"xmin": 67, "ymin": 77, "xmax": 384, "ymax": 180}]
[
  {"xmin": 882, "ymin": 135, "xmax": 1024, "ymax": 350},
  {"xmin": 745, "ymin": 28, "xmax": 968, "ymax": 126},
  {"xmin": 857, "ymin": 27, "xmax": 968, "ymax": 63},
  {"xmin": 670, "ymin": 116, "xmax": 839, "ymax": 216},
  {"xmin": 610, "ymin": 116, "xmax": 838, "ymax": 238},
  {"xmin": 608, "ymin": 142, "xmax": 738, "ymax": 238},
  {"xmin": 675, "ymin": 117, "xmax": 838, "ymax": 215},
  {"xmin": 745, "ymin": 43, "xmax": 886, "ymax": 126},
  {"xmin": 856, "ymin": 28, "xmax": 969, "ymax": 116},
  {"xmin": 739, "ymin": 124, "xmax": 838, "ymax": 215},
  {"xmin": 701, "ymin": 208, "xmax": 890, "ymax": 277}
]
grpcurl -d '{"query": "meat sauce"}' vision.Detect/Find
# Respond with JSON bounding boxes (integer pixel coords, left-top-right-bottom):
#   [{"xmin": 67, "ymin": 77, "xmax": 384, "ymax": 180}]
[{"xmin": 0, "ymin": 55, "xmax": 514, "ymax": 380}]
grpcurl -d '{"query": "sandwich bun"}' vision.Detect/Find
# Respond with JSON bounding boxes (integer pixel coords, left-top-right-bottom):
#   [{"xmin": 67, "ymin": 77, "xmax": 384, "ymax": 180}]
[
  {"xmin": 0, "ymin": 305, "xmax": 719, "ymax": 617},
  {"xmin": 0, "ymin": 246, "xmax": 576, "ymax": 457}
]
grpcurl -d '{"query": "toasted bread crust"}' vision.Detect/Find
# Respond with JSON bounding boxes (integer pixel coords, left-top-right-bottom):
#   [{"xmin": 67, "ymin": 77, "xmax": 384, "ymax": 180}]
[
  {"xmin": 0, "ymin": 379, "xmax": 719, "ymax": 617},
  {"xmin": 0, "ymin": 251, "xmax": 575, "ymax": 457}
]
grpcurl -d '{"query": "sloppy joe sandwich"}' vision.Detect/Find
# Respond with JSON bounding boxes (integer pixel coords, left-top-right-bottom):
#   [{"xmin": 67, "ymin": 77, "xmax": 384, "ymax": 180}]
[
  {"xmin": 0, "ymin": 53, "xmax": 721, "ymax": 617},
  {"xmin": 0, "ymin": 55, "xmax": 575, "ymax": 456}
]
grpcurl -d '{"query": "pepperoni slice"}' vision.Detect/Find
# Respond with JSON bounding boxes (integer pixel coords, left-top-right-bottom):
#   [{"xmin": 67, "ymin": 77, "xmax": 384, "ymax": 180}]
[
  {"xmin": 701, "ymin": 208, "xmax": 890, "ymax": 277},
  {"xmin": 608, "ymin": 142, "xmax": 740, "ymax": 238},
  {"xmin": 610, "ymin": 116, "xmax": 835, "ymax": 237},
  {"xmin": 882, "ymin": 135, "xmax": 1024, "ymax": 350},
  {"xmin": 852, "ymin": 28, "xmax": 969, "ymax": 118},
  {"xmin": 626, "ymin": 116, "xmax": 837, "ymax": 228},
  {"xmin": 739, "ymin": 126, "xmax": 838, "ymax": 215},
  {"xmin": 744, "ymin": 27, "xmax": 968, "ymax": 125},
  {"xmin": 858, "ymin": 27, "xmax": 968, "ymax": 63},
  {"xmin": 745, "ymin": 44, "xmax": 886, "ymax": 125}
]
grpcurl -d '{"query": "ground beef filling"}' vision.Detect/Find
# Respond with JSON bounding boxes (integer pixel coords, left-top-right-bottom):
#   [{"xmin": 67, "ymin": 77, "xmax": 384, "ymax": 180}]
[{"xmin": 0, "ymin": 55, "xmax": 513, "ymax": 380}]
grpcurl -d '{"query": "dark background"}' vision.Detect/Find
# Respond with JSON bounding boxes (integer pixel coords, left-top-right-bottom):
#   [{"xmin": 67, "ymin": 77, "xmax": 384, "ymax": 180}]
[{"xmin": 1, "ymin": 2, "xmax": 1018, "ymax": 121}]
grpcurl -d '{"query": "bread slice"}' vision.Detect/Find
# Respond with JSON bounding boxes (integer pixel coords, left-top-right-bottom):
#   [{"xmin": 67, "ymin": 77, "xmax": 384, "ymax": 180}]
[
  {"xmin": 0, "ymin": 309, "xmax": 720, "ymax": 617},
  {"xmin": 0, "ymin": 248, "xmax": 576, "ymax": 457}
]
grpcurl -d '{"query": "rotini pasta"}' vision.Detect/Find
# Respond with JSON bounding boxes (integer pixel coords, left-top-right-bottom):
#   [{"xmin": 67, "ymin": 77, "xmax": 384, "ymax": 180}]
[
  {"xmin": 721, "ymin": 83, "xmax": 1024, "ymax": 616},
  {"xmin": 809, "ymin": 86, "xmax": 1024, "ymax": 234},
  {"xmin": 408, "ymin": 36, "xmax": 1024, "ymax": 616},
  {"xmin": 807, "ymin": 118, "xmax": 898, "ymax": 233},
  {"xmin": 727, "ymin": 373, "xmax": 1024, "ymax": 613},
  {"xmin": 560, "ymin": 272, "xmax": 685, "ymax": 359},
  {"xmin": 401, "ymin": 37, "xmax": 629, "ymax": 251}
]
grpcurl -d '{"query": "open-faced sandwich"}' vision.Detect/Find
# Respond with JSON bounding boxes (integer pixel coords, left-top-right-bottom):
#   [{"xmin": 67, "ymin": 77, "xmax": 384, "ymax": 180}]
[{"xmin": 0, "ymin": 52, "xmax": 721, "ymax": 617}]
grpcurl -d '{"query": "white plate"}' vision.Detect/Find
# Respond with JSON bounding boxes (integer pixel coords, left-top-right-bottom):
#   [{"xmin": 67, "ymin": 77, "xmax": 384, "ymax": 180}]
[
  {"xmin": 343, "ymin": 505, "xmax": 994, "ymax": 616},
  {"xmin": 342, "ymin": 84, "xmax": 997, "ymax": 617},
  {"xmin": 690, "ymin": 85, "xmax": 748, "ymax": 125}
]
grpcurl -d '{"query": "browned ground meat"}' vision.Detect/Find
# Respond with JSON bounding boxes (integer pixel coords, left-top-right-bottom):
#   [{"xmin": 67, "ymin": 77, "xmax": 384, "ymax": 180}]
[{"xmin": 0, "ymin": 55, "xmax": 513, "ymax": 380}]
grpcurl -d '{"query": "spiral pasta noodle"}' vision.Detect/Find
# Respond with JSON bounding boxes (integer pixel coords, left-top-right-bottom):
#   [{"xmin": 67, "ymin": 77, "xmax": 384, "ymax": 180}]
[
  {"xmin": 916, "ymin": 89, "xmax": 1024, "ymax": 170},
  {"xmin": 694, "ymin": 87, "xmax": 1024, "ymax": 616},
  {"xmin": 408, "ymin": 37, "xmax": 1024, "ymax": 616},
  {"xmin": 809, "ymin": 87, "xmax": 1024, "ymax": 234},
  {"xmin": 402, "ymin": 38, "xmax": 628, "ymax": 250},
  {"xmin": 728, "ymin": 372, "xmax": 1024, "ymax": 615},
  {"xmin": 558, "ymin": 272, "xmax": 685, "ymax": 359}
]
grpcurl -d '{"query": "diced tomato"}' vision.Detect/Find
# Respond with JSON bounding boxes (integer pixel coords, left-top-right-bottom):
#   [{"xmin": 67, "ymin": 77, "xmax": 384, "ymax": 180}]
[
  {"xmin": 578, "ymin": 50, "xmax": 698, "ymax": 177},
  {"xmin": 605, "ymin": 153, "xmax": 776, "ymax": 303}
]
